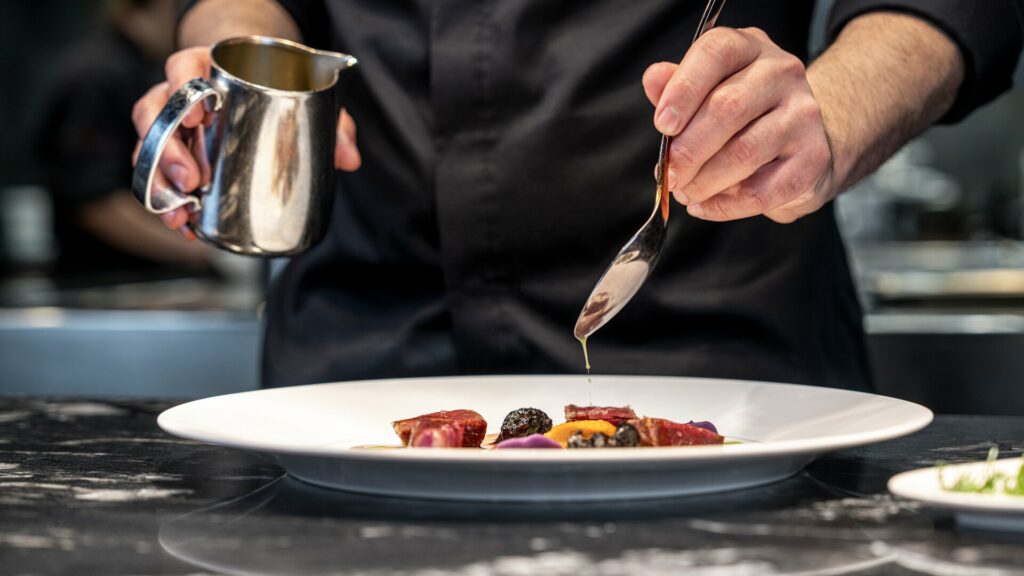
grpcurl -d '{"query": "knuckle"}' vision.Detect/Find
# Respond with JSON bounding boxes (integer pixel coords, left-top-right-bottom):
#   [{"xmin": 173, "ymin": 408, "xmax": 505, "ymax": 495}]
[
  {"xmin": 701, "ymin": 199, "xmax": 728, "ymax": 220},
  {"xmin": 670, "ymin": 138, "xmax": 703, "ymax": 170},
  {"xmin": 741, "ymin": 27, "xmax": 770, "ymax": 42},
  {"xmin": 798, "ymin": 97, "xmax": 824, "ymax": 123},
  {"xmin": 131, "ymin": 99, "xmax": 145, "ymax": 126},
  {"xmin": 667, "ymin": 74, "xmax": 700, "ymax": 106},
  {"xmin": 707, "ymin": 86, "xmax": 745, "ymax": 122},
  {"xmin": 729, "ymin": 132, "xmax": 762, "ymax": 168},
  {"xmin": 642, "ymin": 62, "xmax": 664, "ymax": 84},
  {"xmin": 777, "ymin": 175, "xmax": 806, "ymax": 202},
  {"xmin": 697, "ymin": 28, "xmax": 741, "ymax": 64},
  {"xmin": 746, "ymin": 184, "xmax": 774, "ymax": 213},
  {"xmin": 768, "ymin": 210, "xmax": 799, "ymax": 224},
  {"xmin": 164, "ymin": 52, "xmax": 183, "ymax": 78},
  {"xmin": 808, "ymin": 138, "xmax": 832, "ymax": 169},
  {"xmin": 777, "ymin": 53, "xmax": 807, "ymax": 77}
]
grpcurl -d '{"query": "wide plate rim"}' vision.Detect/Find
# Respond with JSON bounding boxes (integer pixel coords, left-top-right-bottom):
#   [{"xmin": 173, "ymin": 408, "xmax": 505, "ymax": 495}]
[{"xmin": 158, "ymin": 374, "xmax": 933, "ymax": 464}]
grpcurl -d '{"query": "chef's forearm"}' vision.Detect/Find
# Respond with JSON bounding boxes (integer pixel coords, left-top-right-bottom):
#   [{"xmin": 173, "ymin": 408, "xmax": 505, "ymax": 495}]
[
  {"xmin": 807, "ymin": 12, "xmax": 965, "ymax": 196},
  {"xmin": 178, "ymin": 0, "xmax": 301, "ymax": 48}
]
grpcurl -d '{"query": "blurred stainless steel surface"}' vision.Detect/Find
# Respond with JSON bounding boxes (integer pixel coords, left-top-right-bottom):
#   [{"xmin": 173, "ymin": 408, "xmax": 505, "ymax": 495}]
[
  {"xmin": 851, "ymin": 241, "xmax": 1024, "ymax": 308},
  {"xmin": 850, "ymin": 241, "xmax": 1024, "ymax": 415},
  {"xmin": 0, "ymin": 308, "xmax": 259, "ymax": 397}
]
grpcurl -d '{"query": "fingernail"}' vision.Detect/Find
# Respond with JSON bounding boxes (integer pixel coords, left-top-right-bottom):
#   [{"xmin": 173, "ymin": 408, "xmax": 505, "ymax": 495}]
[
  {"xmin": 674, "ymin": 189, "xmax": 690, "ymax": 204},
  {"xmin": 169, "ymin": 164, "xmax": 188, "ymax": 191},
  {"xmin": 688, "ymin": 203, "xmax": 704, "ymax": 217},
  {"xmin": 668, "ymin": 170, "xmax": 679, "ymax": 191},
  {"xmin": 656, "ymin": 106, "xmax": 682, "ymax": 135}
]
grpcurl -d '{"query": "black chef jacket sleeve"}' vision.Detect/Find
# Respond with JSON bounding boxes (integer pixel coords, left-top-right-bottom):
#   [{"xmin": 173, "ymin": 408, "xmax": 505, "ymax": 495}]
[
  {"xmin": 827, "ymin": 0, "xmax": 1024, "ymax": 123},
  {"xmin": 176, "ymin": 0, "xmax": 331, "ymax": 49}
]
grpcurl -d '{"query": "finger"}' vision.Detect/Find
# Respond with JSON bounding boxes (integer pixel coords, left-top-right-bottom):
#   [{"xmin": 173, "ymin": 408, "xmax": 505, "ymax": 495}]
[
  {"xmin": 673, "ymin": 102, "xmax": 794, "ymax": 206},
  {"xmin": 688, "ymin": 154, "xmax": 823, "ymax": 222},
  {"xmin": 131, "ymin": 83, "xmax": 201, "ymax": 192},
  {"xmin": 160, "ymin": 209, "xmax": 191, "ymax": 231},
  {"xmin": 165, "ymin": 47, "xmax": 213, "ymax": 128},
  {"xmin": 667, "ymin": 63, "xmax": 788, "ymax": 203},
  {"xmin": 334, "ymin": 108, "xmax": 362, "ymax": 171},
  {"xmin": 642, "ymin": 62, "xmax": 676, "ymax": 107},
  {"xmin": 655, "ymin": 28, "xmax": 763, "ymax": 136}
]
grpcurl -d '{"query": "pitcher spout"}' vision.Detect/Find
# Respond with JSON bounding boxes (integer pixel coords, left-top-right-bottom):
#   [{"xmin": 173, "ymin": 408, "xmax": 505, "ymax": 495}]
[{"xmin": 314, "ymin": 49, "xmax": 357, "ymax": 76}]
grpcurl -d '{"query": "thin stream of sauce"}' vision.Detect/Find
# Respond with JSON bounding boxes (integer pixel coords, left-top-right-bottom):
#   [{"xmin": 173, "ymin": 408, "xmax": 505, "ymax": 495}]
[{"xmin": 578, "ymin": 336, "xmax": 592, "ymax": 383}]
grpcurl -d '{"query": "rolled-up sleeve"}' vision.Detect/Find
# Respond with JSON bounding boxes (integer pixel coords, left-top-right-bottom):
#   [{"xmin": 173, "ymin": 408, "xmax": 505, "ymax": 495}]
[{"xmin": 828, "ymin": 0, "xmax": 1024, "ymax": 122}]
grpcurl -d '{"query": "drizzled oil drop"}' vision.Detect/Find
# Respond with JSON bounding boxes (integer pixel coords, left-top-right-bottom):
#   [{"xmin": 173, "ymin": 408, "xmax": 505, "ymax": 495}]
[{"xmin": 578, "ymin": 336, "xmax": 592, "ymax": 384}]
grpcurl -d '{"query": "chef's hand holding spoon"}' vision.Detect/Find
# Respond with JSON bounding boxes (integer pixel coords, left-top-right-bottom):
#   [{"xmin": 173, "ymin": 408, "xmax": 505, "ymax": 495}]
[{"xmin": 643, "ymin": 13, "xmax": 965, "ymax": 224}]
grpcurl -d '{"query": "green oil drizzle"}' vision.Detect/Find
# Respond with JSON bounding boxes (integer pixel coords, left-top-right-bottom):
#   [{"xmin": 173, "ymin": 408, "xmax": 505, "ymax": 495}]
[
  {"xmin": 579, "ymin": 336, "xmax": 591, "ymax": 374},
  {"xmin": 578, "ymin": 336, "xmax": 593, "ymax": 384}
]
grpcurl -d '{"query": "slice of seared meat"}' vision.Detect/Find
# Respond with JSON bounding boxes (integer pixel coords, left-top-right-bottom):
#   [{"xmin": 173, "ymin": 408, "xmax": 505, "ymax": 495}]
[
  {"xmin": 564, "ymin": 404, "xmax": 637, "ymax": 426},
  {"xmin": 627, "ymin": 417, "xmax": 724, "ymax": 446},
  {"xmin": 408, "ymin": 421, "xmax": 464, "ymax": 448},
  {"xmin": 392, "ymin": 409, "xmax": 487, "ymax": 448}
]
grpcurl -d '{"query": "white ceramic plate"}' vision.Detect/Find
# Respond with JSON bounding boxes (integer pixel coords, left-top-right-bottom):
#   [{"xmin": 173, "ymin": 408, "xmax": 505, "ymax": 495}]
[
  {"xmin": 159, "ymin": 375, "xmax": 932, "ymax": 501},
  {"xmin": 889, "ymin": 458, "xmax": 1024, "ymax": 532}
]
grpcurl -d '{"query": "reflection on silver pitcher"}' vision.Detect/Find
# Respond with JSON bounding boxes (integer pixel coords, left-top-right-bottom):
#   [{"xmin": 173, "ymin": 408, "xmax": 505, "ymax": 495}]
[{"xmin": 132, "ymin": 36, "xmax": 357, "ymax": 256}]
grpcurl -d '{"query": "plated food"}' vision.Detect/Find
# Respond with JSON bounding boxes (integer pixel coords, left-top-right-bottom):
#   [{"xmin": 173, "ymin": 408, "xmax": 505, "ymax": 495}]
[
  {"xmin": 390, "ymin": 404, "xmax": 724, "ymax": 449},
  {"xmin": 940, "ymin": 448, "xmax": 1023, "ymax": 497}
]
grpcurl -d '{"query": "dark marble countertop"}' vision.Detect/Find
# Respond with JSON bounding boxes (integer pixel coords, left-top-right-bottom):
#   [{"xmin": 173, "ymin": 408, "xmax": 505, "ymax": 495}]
[{"xmin": 1, "ymin": 398, "xmax": 1022, "ymax": 575}]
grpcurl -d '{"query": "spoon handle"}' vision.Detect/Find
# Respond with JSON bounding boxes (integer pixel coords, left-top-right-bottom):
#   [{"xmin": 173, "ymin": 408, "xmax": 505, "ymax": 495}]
[
  {"xmin": 655, "ymin": 0, "xmax": 728, "ymax": 222},
  {"xmin": 693, "ymin": 0, "xmax": 729, "ymax": 45}
]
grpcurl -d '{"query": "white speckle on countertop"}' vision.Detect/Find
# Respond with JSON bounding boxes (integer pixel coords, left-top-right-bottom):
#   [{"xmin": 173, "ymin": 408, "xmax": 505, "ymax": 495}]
[
  {"xmin": 44, "ymin": 402, "xmax": 127, "ymax": 418},
  {"xmin": 528, "ymin": 537, "xmax": 551, "ymax": 551},
  {"xmin": 359, "ymin": 526, "xmax": 395, "ymax": 539},
  {"xmin": 0, "ymin": 410, "xmax": 32, "ymax": 423},
  {"xmin": 0, "ymin": 529, "xmax": 79, "ymax": 551},
  {"xmin": 346, "ymin": 549, "xmax": 781, "ymax": 576},
  {"xmin": 0, "ymin": 533, "xmax": 58, "ymax": 549},
  {"xmin": 0, "ymin": 482, "xmax": 73, "ymax": 491},
  {"xmin": 57, "ymin": 437, "xmax": 188, "ymax": 446},
  {"xmin": 929, "ymin": 443, "xmax": 998, "ymax": 453},
  {"xmin": 892, "ymin": 546, "xmax": 1010, "ymax": 576},
  {"xmin": 72, "ymin": 487, "xmax": 191, "ymax": 502}
]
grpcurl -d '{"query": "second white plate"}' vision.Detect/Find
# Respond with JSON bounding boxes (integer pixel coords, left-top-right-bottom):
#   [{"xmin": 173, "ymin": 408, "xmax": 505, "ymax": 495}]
[{"xmin": 889, "ymin": 458, "xmax": 1024, "ymax": 532}]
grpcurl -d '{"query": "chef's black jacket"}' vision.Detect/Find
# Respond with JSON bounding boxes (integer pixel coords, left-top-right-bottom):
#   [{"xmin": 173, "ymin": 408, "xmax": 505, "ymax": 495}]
[{"xmin": 182, "ymin": 0, "xmax": 1022, "ymax": 389}]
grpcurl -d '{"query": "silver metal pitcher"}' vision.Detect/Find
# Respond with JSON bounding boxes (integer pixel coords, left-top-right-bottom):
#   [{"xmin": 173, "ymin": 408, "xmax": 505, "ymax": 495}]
[{"xmin": 132, "ymin": 36, "xmax": 357, "ymax": 256}]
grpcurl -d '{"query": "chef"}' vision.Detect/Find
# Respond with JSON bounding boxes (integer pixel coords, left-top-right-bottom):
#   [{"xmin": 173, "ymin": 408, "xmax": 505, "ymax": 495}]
[{"xmin": 132, "ymin": 0, "xmax": 1021, "ymax": 390}]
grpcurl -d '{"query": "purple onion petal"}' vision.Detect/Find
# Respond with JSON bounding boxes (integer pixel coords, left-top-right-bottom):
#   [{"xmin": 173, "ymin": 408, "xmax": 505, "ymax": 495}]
[
  {"xmin": 495, "ymin": 434, "xmax": 562, "ymax": 449},
  {"xmin": 687, "ymin": 420, "xmax": 718, "ymax": 434}
]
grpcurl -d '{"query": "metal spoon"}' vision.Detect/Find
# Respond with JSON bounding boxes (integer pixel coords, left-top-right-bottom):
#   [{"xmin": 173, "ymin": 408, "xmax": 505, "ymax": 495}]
[{"xmin": 574, "ymin": 0, "xmax": 728, "ymax": 344}]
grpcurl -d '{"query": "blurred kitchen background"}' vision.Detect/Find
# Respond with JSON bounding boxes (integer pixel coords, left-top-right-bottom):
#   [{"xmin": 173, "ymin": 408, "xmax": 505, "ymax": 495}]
[{"xmin": 2, "ymin": 1, "xmax": 1024, "ymax": 414}]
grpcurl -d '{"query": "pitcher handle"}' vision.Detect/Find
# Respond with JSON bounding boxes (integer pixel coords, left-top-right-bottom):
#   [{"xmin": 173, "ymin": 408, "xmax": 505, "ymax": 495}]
[{"xmin": 131, "ymin": 78, "xmax": 222, "ymax": 214}]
